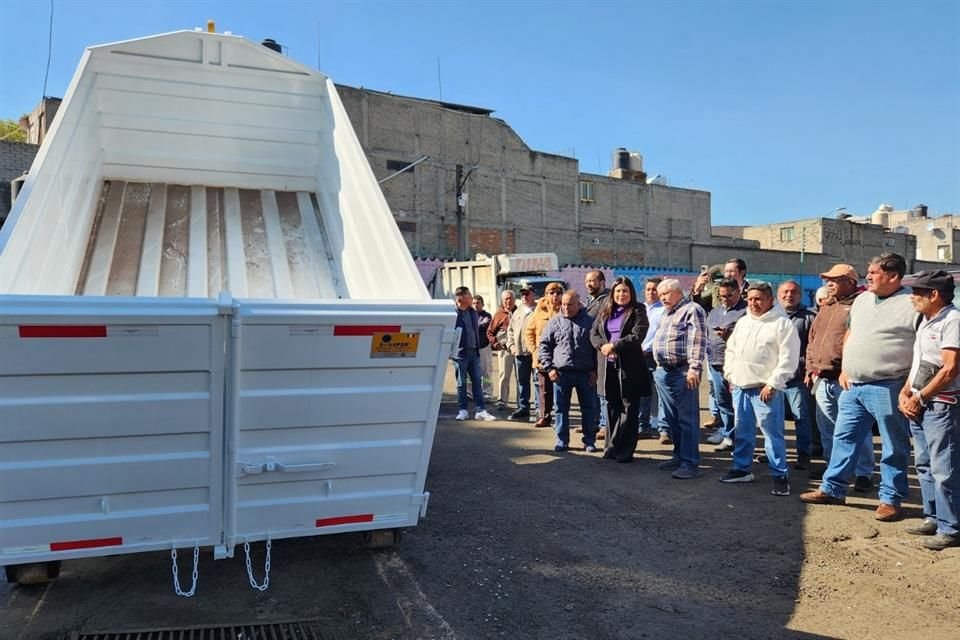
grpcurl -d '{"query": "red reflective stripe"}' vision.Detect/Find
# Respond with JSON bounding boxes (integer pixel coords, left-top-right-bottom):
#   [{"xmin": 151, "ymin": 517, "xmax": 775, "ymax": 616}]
[
  {"xmin": 20, "ymin": 325, "xmax": 107, "ymax": 338},
  {"xmin": 316, "ymin": 514, "xmax": 374, "ymax": 527},
  {"xmin": 50, "ymin": 536, "xmax": 122, "ymax": 551},
  {"xmin": 333, "ymin": 325, "xmax": 401, "ymax": 337}
]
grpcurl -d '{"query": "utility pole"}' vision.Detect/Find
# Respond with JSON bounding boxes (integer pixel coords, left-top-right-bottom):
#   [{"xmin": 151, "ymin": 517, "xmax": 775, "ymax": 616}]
[{"xmin": 455, "ymin": 163, "xmax": 464, "ymax": 259}]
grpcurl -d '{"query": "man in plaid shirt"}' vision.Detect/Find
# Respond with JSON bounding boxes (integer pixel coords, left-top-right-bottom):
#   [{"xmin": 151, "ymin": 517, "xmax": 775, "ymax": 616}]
[{"xmin": 653, "ymin": 278, "xmax": 708, "ymax": 479}]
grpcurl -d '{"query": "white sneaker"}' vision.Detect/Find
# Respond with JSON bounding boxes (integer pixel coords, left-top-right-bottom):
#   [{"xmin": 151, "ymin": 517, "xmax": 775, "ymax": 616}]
[
  {"xmin": 706, "ymin": 431, "xmax": 725, "ymax": 445},
  {"xmin": 455, "ymin": 410, "xmax": 469, "ymax": 421},
  {"xmin": 475, "ymin": 410, "xmax": 496, "ymax": 421}
]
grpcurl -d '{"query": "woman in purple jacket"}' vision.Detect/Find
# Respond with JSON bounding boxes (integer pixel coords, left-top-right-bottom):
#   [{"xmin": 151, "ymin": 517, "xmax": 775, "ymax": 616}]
[{"xmin": 590, "ymin": 277, "xmax": 651, "ymax": 462}]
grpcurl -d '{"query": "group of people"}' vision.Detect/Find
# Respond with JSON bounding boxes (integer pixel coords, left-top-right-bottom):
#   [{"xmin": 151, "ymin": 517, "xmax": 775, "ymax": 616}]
[{"xmin": 451, "ymin": 253, "xmax": 960, "ymax": 550}]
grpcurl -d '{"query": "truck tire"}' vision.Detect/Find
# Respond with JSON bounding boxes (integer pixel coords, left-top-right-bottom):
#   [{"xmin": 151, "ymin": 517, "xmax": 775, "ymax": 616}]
[
  {"xmin": 5, "ymin": 561, "xmax": 62, "ymax": 585},
  {"xmin": 361, "ymin": 528, "xmax": 402, "ymax": 549}
]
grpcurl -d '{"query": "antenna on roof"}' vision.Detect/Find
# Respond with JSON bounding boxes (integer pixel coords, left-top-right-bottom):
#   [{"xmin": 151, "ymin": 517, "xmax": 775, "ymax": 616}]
[{"xmin": 437, "ymin": 57, "xmax": 443, "ymax": 101}]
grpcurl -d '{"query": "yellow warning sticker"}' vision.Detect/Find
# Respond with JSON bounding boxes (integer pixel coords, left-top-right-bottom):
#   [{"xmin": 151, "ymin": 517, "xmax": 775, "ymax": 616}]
[{"xmin": 370, "ymin": 332, "xmax": 420, "ymax": 358}]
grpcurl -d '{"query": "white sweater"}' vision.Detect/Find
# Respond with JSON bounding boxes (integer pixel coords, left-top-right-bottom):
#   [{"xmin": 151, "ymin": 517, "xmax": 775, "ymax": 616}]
[{"xmin": 724, "ymin": 306, "xmax": 800, "ymax": 390}]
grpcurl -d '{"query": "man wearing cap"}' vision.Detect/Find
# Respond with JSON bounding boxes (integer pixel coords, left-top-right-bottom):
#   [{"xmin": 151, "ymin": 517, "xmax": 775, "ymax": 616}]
[
  {"xmin": 507, "ymin": 287, "xmax": 537, "ymax": 420},
  {"xmin": 898, "ymin": 270, "xmax": 960, "ymax": 550},
  {"xmin": 488, "ymin": 290, "xmax": 517, "ymax": 411},
  {"xmin": 802, "ymin": 264, "xmax": 874, "ymax": 488},
  {"xmin": 801, "ymin": 253, "xmax": 916, "ymax": 521}
]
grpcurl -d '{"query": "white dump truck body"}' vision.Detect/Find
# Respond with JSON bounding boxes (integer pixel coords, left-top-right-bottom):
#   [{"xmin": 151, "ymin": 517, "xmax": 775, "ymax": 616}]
[{"xmin": 0, "ymin": 30, "xmax": 455, "ymax": 573}]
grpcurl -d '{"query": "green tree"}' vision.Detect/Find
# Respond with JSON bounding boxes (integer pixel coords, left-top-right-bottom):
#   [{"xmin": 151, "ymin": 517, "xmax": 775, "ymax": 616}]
[{"xmin": 0, "ymin": 118, "xmax": 27, "ymax": 142}]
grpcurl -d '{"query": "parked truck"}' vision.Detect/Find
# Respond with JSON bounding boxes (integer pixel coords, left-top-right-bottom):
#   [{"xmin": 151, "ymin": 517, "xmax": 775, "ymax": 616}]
[
  {"xmin": 429, "ymin": 253, "xmax": 567, "ymax": 304},
  {"xmin": 0, "ymin": 29, "xmax": 456, "ymax": 590}
]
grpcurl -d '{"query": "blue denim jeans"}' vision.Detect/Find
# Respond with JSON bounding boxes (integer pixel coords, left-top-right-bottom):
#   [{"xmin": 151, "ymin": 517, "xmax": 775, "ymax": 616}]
[
  {"xmin": 910, "ymin": 401, "xmax": 960, "ymax": 536},
  {"xmin": 820, "ymin": 379, "xmax": 910, "ymax": 504},
  {"xmin": 454, "ymin": 351, "xmax": 486, "ymax": 412},
  {"xmin": 732, "ymin": 386, "xmax": 788, "ymax": 477},
  {"xmin": 554, "ymin": 369, "xmax": 598, "ymax": 446},
  {"xmin": 515, "ymin": 355, "xmax": 532, "ymax": 412},
  {"xmin": 815, "ymin": 378, "xmax": 874, "ymax": 476},
  {"xmin": 707, "ymin": 364, "xmax": 735, "ymax": 438},
  {"xmin": 783, "ymin": 383, "xmax": 813, "ymax": 457},
  {"xmin": 653, "ymin": 366, "xmax": 700, "ymax": 469},
  {"xmin": 638, "ymin": 356, "xmax": 667, "ymax": 432}
]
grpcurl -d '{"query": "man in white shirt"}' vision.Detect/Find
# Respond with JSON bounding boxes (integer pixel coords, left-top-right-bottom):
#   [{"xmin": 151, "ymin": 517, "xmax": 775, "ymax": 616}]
[
  {"xmin": 898, "ymin": 270, "xmax": 960, "ymax": 550},
  {"xmin": 722, "ymin": 282, "xmax": 800, "ymax": 496}
]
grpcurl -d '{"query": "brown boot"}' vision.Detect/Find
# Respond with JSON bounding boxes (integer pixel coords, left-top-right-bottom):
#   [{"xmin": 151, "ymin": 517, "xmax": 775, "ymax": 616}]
[
  {"xmin": 874, "ymin": 503, "xmax": 903, "ymax": 522},
  {"xmin": 799, "ymin": 489, "xmax": 845, "ymax": 505},
  {"xmin": 533, "ymin": 416, "xmax": 552, "ymax": 428},
  {"xmin": 596, "ymin": 428, "xmax": 606, "ymax": 441}
]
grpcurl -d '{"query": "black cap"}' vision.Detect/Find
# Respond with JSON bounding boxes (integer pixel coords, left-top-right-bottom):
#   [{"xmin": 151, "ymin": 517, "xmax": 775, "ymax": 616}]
[{"xmin": 909, "ymin": 270, "xmax": 954, "ymax": 293}]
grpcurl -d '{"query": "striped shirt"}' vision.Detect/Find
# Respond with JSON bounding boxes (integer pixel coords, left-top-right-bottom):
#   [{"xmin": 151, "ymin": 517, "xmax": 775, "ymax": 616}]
[{"xmin": 653, "ymin": 298, "xmax": 707, "ymax": 373}]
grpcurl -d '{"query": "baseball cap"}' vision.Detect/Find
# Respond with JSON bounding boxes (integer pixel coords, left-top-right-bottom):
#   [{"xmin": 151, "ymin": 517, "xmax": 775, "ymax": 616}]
[
  {"xmin": 518, "ymin": 286, "xmax": 533, "ymax": 294},
  {"xmin": 908, "ymin": 270, "xmax": 954, "ymax": 293},
  {"xmin": 820, "ymin": 264, "xmax": 859, "ymax": 280}
]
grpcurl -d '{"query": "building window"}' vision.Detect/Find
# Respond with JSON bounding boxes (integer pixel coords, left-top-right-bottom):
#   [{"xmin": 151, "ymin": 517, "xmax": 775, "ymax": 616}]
[
  {"xmin": 938, "ymin": 245, "xmax": 951, "ymax": 261},
  {"xmin": 780, "ymin": 226, "xmax": 795, "ymax": 242},
  {"xmin": 386, "ymin": 159, "xmax": 410, "ymax": 171},
  {"xmin": 579, "ymin": 180, "xmax": 594, "ymax": 203}
]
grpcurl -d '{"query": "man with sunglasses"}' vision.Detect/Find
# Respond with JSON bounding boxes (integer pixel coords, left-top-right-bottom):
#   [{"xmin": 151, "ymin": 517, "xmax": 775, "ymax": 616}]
[{"xmin": 898, "ymin": 270, "xmax": 960, "ymax": 550}]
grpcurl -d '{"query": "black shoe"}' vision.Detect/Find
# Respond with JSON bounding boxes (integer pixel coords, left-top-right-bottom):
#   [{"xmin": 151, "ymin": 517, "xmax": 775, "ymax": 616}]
[
  {"xmin": 496, "ymin": 401, "xmax": 507, "ymax": 411},
  {"xmin": 771, "ymin": 476, "xmax": 791, "ymax": 496},
  {"xmin": 808, "ymin": 467, "xmax": 824, "ymax": 481},
  {"xmin": 905, "ymin": 519, "xmax": 938, "ymax": 536},
  {"xmin": 854, "ymin": 475, "xmax": 874, "ymax": 493},
  {"xmin": 795, "ymin": 454, "xmax": 810, "ymax": 471},
  {"xmin": 755, "ymin": 454, "xmax": 769, "ymax": 464},
  {"xmin": 922, "ymin": 534, "xmax": 960, "ymax": 551},
  {"xmin": 719, "ymin": 469, "xmax": 755, "ymax": 483},
  {"xmin": 509, "ymin": 409, "xmax": 530, "ymax": 420}
]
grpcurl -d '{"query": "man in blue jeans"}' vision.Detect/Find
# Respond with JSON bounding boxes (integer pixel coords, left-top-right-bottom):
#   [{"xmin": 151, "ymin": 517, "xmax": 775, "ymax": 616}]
[
  {"xmin": 721, "ymin": 282, "xmax": 800, "ymax": 496},
  {"xmin": 507, "ymin": 287, "xmax": 537, "ymax": 420},
  {"xmin": 453, "ymin": 286, "xmax": 497, "ymax": 422},
  {"xmin": 803, "ymin": 264, "xmax": 874, "ymax": 489},
  {"xmin": 652, "ymin": 279, "xmax": 707, "ymax": 479},
  {"xmin": 538, "ymin": 291, "xmax": 599, "ymax": 452},
  {"xmin": 703, "ymin": 279, "xmax": 747, "ymax": 450},
  {"xmin": 638, "ymin": 278, "xmax": 667, "ymax": 439},
  {"xmin": 801, "ymin": 253, "xmax": 917, "ymax": 521},
  {"xmin": 898, "ymin": 270, "xmax": 960, "ymax": 550},
  {"xmin": 777, "ymin": 280, "xmax": 817, "ymax": 470}
]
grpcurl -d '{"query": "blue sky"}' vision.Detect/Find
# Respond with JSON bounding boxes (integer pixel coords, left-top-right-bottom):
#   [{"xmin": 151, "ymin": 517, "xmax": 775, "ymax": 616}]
[{"xmin": 1, "ymin": 0, "xmax": 957, "ymax": 226}]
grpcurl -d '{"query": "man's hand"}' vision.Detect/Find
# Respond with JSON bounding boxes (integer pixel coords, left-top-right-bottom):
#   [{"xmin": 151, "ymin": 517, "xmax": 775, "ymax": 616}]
[
  {"xmin": 548, "ymin": 369, "xmax": 559, "ymax": 383},
  {"xmin": 839, "ymin": 371, "xmax": 851, "ymax": 391},
  {"xmin": 693, "ymin": 272, "xmax": 710, "ymax": 294},
  {"xmin": 588, "ymin": 371, "xmax": 598, "ymax": 387},
  {"xmin": 760, "ymin": 385, "xmax": 775, "ymax": 403},
  {"xmin": 600, "ymin": 343, "xmax": 616, "ymax": 357},
  {"xmin": 685, "ymin": 369, "xmax": 700, "ymax": 389},
  {"xmin": 803, "ymin": 373, "xmax": 812, "ymax": 388},
  {"xmin": 899, "ymin": 390, "xmax": 922, "ymax": 420},
  {"xmin": 510, "ymin": 346, "xmax": 519, "ymax": 356}
]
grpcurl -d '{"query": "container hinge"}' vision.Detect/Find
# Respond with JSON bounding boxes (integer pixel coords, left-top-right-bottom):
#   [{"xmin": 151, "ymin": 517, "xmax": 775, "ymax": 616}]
[{"xmin": 412, "ymin": 491, "xmax": 430, "ymax": 518}]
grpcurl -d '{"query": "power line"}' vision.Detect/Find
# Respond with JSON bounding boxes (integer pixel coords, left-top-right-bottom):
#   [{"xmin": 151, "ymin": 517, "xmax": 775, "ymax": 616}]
[{"xmin": 41, "ymin": 0, "xmax": 54, "ymax": 99}]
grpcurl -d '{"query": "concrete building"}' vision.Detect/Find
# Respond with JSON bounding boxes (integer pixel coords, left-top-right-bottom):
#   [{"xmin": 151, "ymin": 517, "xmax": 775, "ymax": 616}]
[
  {"xmin": 863, "ymin": 204, "xmax": 960, "ymax": 263},
  {"xmin": 336, "ymin": 85, "xmax": 721, "ymax": 266},
  {"xmin": 715, "ymin": 216, "xmax": 917, "ymax": 271}
]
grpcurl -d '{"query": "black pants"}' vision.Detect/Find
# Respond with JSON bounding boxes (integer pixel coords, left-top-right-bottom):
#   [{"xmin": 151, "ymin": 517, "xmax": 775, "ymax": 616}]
[{"xmin": 604, "ymin": 362, "xmax": 640, "ymax": 461}]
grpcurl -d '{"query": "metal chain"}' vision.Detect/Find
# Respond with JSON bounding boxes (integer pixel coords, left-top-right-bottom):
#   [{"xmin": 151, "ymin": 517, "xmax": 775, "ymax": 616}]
[
  {"xmin": 243, "ymin": 536, "xmax": 272, "ymax": 591},
  {"xmin": 171, "ymin": 543, "xmax": 200, "ymax": 597}
]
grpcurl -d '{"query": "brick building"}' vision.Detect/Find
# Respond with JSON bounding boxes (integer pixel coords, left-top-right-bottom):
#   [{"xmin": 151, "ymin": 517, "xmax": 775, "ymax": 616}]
[
  {"xmin": 336, "ymin": 85, "xmax": 720, "ymax": 266},
  {"xmin": 0, "ymin": 140, "xmax": 39, "ymax": 226}
]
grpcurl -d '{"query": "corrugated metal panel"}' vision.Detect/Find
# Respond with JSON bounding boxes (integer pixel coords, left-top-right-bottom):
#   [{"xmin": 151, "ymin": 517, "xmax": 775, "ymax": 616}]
[{"xmin": 77, "ymin": 182, "xmax": 342, "ymax": 299}]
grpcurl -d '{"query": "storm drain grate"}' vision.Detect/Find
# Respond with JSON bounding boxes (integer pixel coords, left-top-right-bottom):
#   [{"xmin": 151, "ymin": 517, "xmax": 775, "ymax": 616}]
[{"xmin": 68, "ymin": 619, "xmax": 336, "ymax": 640}]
